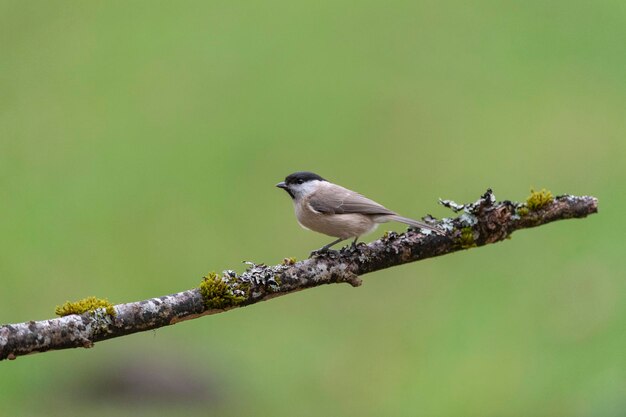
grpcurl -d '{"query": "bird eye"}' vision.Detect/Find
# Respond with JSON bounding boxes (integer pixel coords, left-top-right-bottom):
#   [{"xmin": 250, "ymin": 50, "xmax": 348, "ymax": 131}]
[{"xmin": 297, "ymin": 179, "xmax": 304, "ymax": 184}]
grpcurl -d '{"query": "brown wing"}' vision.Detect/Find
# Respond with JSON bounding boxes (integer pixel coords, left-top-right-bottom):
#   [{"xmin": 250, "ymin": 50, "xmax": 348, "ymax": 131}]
[{"xmin": 307, "ymin": 184, "xmax": 396, "ymax": 215}]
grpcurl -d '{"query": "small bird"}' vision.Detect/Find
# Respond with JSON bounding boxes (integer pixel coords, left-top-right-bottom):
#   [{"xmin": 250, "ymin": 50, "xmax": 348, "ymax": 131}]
[{"xmin": 276, "ymin": 171, "xmax": 445, "ymax": 254}]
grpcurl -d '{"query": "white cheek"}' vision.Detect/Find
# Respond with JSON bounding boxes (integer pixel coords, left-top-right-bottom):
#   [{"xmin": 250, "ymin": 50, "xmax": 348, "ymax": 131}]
[{"xmin": 292, "ymin": 180, "xmax": 322, "ymax": 198}]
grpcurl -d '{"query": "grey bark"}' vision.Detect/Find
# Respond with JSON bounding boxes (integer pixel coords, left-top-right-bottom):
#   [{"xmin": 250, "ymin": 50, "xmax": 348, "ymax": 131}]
[{"xmin": 0, "ymin": 190, "xmax": 598, "ymax": 361}]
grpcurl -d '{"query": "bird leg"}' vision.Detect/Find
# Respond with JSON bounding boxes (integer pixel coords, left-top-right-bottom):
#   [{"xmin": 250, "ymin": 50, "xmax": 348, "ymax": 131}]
[{"xmin": 310, "ymin": 237, "xmax": 345, "ymax": 257}]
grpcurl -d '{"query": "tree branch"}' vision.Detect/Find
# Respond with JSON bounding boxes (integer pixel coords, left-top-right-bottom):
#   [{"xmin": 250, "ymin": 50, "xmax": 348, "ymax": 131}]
[{"xmin": 0, "ymin": 190, "xmax": 598, "ymax": 361}]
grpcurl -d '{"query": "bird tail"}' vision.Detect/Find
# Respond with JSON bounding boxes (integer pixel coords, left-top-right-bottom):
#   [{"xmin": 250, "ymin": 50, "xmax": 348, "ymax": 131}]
[{"xmin": 387, "ymin": 215, "xmax": 445, "ymax": 235}]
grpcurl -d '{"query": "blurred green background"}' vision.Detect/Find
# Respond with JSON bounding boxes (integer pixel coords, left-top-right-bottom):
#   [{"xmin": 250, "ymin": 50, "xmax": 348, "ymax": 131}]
[{"xmin": 1, "ymin": 1, "xmax": 624, "ymax": 416}]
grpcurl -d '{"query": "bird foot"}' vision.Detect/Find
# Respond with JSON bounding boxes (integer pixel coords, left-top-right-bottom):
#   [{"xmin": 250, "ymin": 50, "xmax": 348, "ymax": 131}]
[{"xmin": 309, "ymin": 248, "xmax": 339, "ymax": 258}]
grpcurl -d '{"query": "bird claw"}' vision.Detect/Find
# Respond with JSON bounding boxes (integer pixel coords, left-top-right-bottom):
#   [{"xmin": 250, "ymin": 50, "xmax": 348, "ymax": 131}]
[{"xmin": 309, "ymin": 249, "xmax": 339, "ymax": 258}]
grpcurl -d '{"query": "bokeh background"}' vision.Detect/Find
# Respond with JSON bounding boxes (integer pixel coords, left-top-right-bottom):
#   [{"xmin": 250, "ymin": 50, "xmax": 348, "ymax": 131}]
[{"xmin": 1, "ymin": 1, "xmax": 624, "ymax": 416}]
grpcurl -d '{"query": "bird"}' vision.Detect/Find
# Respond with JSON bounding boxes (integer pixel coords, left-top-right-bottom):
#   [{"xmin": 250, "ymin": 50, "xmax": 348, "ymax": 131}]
[{"xmin": 276, "ymin": 171, "xmax": 445, "ymax": 254}]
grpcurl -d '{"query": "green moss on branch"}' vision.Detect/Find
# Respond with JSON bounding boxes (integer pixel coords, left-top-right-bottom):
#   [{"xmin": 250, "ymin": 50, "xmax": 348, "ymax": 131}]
[
  {"xmin": 457, "ymin": 227, "xmax": 477, "ymax": 249},
  {"xmin": 55, "ymin": 296, "xmax": 115, "ymax": 317},
  {"xmin": 198, "ymin": 272, "xmax": 247, "ymax": 309},
  {"xmin": 526, "ymin": 188, "xmax": 553, "ymax": 211}
]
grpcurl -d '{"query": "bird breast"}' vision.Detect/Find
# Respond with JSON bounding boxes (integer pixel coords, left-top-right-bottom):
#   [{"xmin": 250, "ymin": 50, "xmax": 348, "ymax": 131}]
[{"xmin": 294, "ymin": 202, "xmax": 378, "ymax": 239}]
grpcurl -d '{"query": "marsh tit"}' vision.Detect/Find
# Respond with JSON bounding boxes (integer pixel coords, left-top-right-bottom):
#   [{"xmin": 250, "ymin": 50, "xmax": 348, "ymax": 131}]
[{"xmin": 276, "ymin": 171, "xmax": 445, "ymax": 253}]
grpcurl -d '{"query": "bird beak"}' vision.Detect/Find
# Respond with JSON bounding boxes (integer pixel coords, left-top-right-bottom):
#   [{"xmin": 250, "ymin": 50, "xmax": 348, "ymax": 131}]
[{"xmin": 276, "ymin": 181, "xmax": 287, "ymax": 189}]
